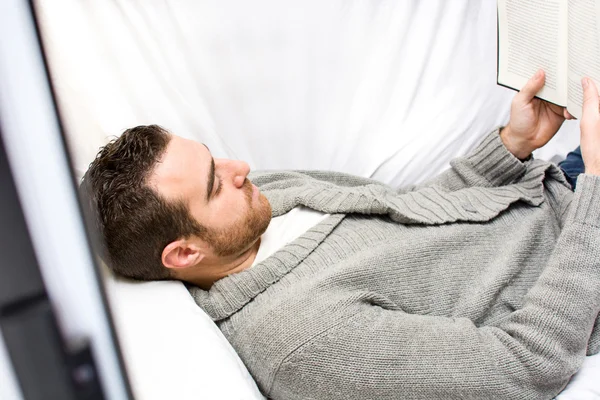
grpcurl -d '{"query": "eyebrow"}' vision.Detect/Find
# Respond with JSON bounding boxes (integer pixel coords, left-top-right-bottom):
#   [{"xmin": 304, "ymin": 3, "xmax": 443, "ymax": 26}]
[{"xmin": 206, "ymin": 156, "xmax": 215, "ymax": 202}]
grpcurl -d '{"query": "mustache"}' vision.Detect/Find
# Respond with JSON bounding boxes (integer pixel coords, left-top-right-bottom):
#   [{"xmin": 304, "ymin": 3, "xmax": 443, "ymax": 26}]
[{"xmin": 242, "ymin": 178, "xmax": 253, "ymax": 201}]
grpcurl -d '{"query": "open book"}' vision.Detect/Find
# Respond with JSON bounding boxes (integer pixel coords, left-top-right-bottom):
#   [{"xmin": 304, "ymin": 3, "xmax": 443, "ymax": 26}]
[{"xmin": 497, "ymin": 0, "xmax": 600, "ymax": 119}]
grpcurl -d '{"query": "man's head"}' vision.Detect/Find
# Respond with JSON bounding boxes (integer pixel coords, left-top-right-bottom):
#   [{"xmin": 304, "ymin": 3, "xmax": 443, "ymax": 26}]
[{"xmin": 80, "ymin": 125, "xmax": 272, "ymax": 287}]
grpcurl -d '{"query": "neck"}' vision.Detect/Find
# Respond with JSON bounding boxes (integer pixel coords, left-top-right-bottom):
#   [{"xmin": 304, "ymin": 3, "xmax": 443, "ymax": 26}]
[{"xmin": 183, "ymin": 238, "xmax": 261, "ymax": 290}]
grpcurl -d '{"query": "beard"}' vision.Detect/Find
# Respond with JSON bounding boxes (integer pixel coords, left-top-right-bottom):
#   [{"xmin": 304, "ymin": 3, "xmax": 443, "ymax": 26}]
[{"xmin": 204, "ymin": 179, "xmax": 272, "ymax": 257}]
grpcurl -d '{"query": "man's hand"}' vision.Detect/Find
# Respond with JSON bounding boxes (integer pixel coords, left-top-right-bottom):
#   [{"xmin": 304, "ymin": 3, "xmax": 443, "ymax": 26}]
[
  {"xmin": 501, "ymin": 70, "xmax": 573, "ymax": 160},
  {"xmin": 580, "ymin": 77, "xmax": 600, "ymax": 175}
]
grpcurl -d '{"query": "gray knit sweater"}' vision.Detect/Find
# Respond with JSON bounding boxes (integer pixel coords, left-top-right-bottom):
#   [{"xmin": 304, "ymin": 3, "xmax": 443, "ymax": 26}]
[{"xmin": 189, "ymin": 129, "xmax": 600, "ymax": 400}]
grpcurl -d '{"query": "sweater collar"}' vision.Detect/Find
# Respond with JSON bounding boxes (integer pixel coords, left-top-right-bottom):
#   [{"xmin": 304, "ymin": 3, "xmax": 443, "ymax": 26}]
[
  {"xmin": 250, "ymin": 159, "xmax": 559, "ymax": 225},
  {"xmin": 188, "ymin": 214, "xmax": 345, "ymax": 322}
]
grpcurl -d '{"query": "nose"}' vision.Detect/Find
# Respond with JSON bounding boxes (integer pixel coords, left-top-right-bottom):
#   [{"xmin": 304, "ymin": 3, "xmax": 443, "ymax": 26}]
[{"xmin": 216, "ymin": 159, "xmax": 250, "ymax": 188}]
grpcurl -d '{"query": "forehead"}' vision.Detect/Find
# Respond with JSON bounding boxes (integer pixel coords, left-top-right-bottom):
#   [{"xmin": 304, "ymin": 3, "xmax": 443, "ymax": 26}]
[{"xmin": 148, "ymin": 135, "xmax": 210, "ymax": 200}]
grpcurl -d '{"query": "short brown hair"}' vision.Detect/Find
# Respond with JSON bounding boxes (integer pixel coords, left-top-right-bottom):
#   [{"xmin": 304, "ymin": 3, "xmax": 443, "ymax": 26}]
[{"xmin": 79, "ymin": 125, "xmax": 204, "ymax": 280}]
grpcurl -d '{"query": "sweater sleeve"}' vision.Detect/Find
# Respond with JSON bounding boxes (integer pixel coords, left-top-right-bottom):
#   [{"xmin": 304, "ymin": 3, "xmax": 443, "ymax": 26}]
[
  {"xmin": 408, "ymin": 127, "xmax": 530, "ymax": 192},
  {"xmin": 268, "ymin": 176, "xmax": 600, "ymax": 400}
]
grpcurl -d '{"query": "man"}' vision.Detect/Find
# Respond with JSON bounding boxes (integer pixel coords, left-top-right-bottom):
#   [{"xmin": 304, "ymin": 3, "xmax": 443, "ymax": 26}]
[{"xmin": 81, "ymin": 71, "xmax": 600, "ymax": 400}]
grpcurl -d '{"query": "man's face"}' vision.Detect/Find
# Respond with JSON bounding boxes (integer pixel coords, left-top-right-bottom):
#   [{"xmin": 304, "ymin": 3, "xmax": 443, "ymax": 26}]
[{"xmin": 150, "ymin": 134, "xmax": 272, "ymax": 259}]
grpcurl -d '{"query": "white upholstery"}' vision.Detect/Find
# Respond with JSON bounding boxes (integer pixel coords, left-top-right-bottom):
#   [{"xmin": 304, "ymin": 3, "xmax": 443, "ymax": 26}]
[
  {"xmin": 36, "ymin": 1, "xmax": 597, "ymax": 399},
  {"xmin": 103, "ymin": 267, "xmax": 265, "ymax": 400}
]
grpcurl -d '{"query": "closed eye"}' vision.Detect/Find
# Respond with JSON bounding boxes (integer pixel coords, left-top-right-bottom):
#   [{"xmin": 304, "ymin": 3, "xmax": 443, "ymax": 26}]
[{"xmin": 214, "ymin": 176, "xmax": 223, "ymax": 197}]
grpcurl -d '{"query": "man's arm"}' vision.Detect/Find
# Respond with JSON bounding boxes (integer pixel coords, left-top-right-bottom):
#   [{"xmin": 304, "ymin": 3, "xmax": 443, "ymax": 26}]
[
  {"xmin": 268, "ymin": 77, "xmax": 600, "ymax": 400},
  {"xmin": 413, "ymin": 70, "xmax": 572, "ymax": 192},
  {"xmin": 267, "ymin": 176, "xmax": 600, "ymax": 400}
]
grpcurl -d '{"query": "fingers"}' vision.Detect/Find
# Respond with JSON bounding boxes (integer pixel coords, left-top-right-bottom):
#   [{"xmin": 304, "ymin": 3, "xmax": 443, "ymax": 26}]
[
  {"xmin": 582, "ymin": 77, "xmax": 599, "ymax": 115},
  {"xmin": 564, "ymin": 109, "xmax": 575, "ymax": 120},
  {"xmin": 546, "ymin": 102, "xmax": 566, "ymax": 118},
  {"xmin": 580, "ymin": 77, "xmax": 600, "ymax": 175},
  {"xmin": 519, "ymin": 69, "xmax": 545, "ymax": 101}
]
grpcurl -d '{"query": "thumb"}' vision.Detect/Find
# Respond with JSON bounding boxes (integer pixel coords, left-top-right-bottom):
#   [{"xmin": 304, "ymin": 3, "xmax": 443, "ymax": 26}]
[
  {"xmin": 519, "ymin": 69, "xmax": 545, "ymax": 101},
  {"xmin": 582, "ymin": 77, "xmax": 599, "ymax": 115}
]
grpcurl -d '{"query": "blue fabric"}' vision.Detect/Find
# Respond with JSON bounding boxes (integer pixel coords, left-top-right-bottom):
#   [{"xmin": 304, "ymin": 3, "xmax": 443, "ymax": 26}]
[{"xmin": 558, "ymin": 146, "xmax": 584, "ymax": 190}]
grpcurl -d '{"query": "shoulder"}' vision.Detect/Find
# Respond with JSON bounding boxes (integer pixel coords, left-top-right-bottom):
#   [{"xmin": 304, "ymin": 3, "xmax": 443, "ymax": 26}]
[{"xmin": 221, "ymin": 283, "xmax": 366, "ymax": 391}]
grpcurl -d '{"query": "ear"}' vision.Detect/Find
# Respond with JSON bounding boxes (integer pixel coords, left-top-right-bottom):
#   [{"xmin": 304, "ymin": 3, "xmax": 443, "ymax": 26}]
[{"xmin": 161, "ymin": 239, "xmax": 205, "ymax": 270}]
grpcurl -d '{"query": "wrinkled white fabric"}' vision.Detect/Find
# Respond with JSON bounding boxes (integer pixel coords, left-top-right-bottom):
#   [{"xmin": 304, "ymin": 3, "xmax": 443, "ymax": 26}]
[{"xmin": 37, "ymin": 0, "xmax": 579, "ymax": 182}]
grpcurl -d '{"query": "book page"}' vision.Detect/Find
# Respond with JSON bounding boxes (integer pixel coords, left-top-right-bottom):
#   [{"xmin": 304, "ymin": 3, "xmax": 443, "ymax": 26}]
[
  {"xmin": 566, "ymin": 0, "xmax": 600, "ymax": 119},
  {"xmin": 497, "ymin": 0, "xmax": 568, "ymax": 106}
]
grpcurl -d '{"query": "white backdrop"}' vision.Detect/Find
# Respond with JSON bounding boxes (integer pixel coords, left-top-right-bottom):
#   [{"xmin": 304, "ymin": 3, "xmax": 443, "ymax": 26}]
[{"xmin": 36, "ymin": 0, "xmax": 579, "ymax": 184}]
